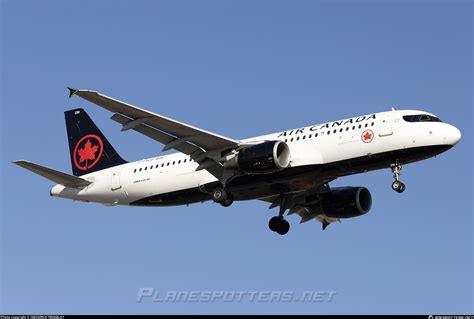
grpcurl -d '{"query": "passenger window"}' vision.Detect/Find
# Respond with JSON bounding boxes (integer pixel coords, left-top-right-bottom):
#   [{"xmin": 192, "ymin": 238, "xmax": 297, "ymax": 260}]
[
  {"xmin": 150, "ymin": 166, "xmax": 153, "ymax": 170},
  {"xmin": 145, "ymin": 167, "xmax": 147, "ymax": 171},
  {"xmin": 352, "ymin": 126, "xmax": 355, "ymax": 130},
  {"xmin": 309, "ymin": 134, "xmax": 312, "ymax": 138},
  {"xmin": 297, "ymin": 137, "xmax": 300, "ymax": 141},
  {"xmin": 339, "ymin": 128, "xmax": 343, "ymax": 132},
  {"xmin": 346, "ymin": 127, "xmax": 349, "ymax": 131},
  {"xmin": 139, "ymin": 168, "xmax": 142, "ymax": 172},
  {"xmin": 371, "ymin": 122, "xmax": 375, "ymax": 126},
  {"xmin": 167, "ymin": 163, "xmax": 170, "ymax": 166},
  {"xmin": 333, "ymin": 129, "xmax": 337, "ymax": 134},
  {"xmin": 358, "ymin": 124, "xmax": 362, "ymax": 129},
  {"xmin": 365, "ymin": 123, "xmax": 368, "ymax": 127},
  {"xmin": 134, "ymin": 169, "xmax": 137, "ymax": 173},
  {"xmin": 290, "ymin": 138, "xmax": 294, "ymax": 142}
]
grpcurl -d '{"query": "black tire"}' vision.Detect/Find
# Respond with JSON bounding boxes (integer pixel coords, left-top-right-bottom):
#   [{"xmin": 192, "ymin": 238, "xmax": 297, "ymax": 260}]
[
  {"xmin": 220, "ymin": 192, "xmax": 234, "ymax": 207},
  {"xmin": 213, "ymin": 188, "xmax": 227, "ymax": 203},
  {"xmin": 276, "ymin": 219, "xmax": 290, "ymax": 235},
  {"xmin": 398, "ymin": 182, "xmax": 406, "ymax": 193},
  {"xmin": 268, "ymin": 216, "xmax": 282, "ymax": 232}
]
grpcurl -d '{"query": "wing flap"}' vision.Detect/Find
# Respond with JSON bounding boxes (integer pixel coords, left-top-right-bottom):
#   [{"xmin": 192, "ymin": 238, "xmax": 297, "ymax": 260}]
[{"xmin": 13, "ymin": 160, "xmax": 91, "ymax": 188}]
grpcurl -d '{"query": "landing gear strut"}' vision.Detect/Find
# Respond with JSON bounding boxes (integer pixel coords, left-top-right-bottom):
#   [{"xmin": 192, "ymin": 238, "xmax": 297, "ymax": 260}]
[
  {"xmin": 212, "ymin": 187, "xmax": 234, "ymax": 207},
  {"xmin": 390, "ymin": 161, "xmax": 406, "ymax": 193}
]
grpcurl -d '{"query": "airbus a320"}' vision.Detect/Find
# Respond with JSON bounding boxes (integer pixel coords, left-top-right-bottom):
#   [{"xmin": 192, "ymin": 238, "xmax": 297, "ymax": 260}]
[{"xmin": 14, "ymin": 88, "xmax": 461, "ymax": 235}]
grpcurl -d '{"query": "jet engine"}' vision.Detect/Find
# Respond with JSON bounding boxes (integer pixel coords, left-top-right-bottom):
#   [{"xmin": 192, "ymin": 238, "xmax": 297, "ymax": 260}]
[
  {"xmin": 309, "ymin": 187, "xmax": 372, "ymax": 218},
  {"xmin": 223, "ymin": 141, "xmax": 291, "ymax": 174}
]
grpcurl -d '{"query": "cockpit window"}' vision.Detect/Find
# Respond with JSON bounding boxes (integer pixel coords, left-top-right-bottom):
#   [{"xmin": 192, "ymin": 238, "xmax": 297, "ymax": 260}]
[{"xmin": 403, "ymin": 114, "xmax": 442, "ymax": 123}]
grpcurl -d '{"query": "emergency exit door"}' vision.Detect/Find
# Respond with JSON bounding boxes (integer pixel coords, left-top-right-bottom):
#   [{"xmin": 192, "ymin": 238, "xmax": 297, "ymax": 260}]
[{"xmin": 379, "ymin": 111, "xmax": 394, "ymax": 136}]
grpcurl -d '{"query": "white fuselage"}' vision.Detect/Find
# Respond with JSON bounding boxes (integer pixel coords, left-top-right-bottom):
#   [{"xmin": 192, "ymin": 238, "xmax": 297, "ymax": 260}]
[{"xmin": 50, "ymin": 109, "xmax": 461, "ymax": 206}]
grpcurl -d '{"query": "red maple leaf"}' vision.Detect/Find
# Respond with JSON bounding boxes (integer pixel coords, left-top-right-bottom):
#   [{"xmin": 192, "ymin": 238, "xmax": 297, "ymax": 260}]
[
  {"xmin": 78, "ymin": 139, "xmax": 98, "ymax": 163},
  {"xmin": 363, "ymin": 131, "xmax": 372, "ymax": 141}
]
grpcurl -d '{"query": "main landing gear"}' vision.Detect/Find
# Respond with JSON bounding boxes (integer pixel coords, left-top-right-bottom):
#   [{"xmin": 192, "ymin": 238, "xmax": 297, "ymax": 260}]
[
  {"xmin": 268, "ymin": 216, "xmax": 290, "ymax": 235},
  {"xmin": 267, "ymin": 196, "xmax": 291, "ymax": 235},
  {"xmin": 212, "ymin": 187, "xmax": 234, "ymax": 207},
  {"xmin": 390, "ymin": 160, "xmax": 406, "ymax": 193}
]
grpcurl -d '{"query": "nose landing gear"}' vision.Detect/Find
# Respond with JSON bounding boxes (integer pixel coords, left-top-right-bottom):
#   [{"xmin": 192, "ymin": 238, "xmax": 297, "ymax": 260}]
[{"xmin": 390, "ymin": 161, "xmax": 406, "ymax": 193}]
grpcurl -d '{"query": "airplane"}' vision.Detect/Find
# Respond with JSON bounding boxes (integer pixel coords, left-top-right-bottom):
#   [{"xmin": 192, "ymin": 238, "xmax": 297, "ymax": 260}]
[{"xmin": 13, "ymin": 88, "xmax": 462, "ymax": 235}]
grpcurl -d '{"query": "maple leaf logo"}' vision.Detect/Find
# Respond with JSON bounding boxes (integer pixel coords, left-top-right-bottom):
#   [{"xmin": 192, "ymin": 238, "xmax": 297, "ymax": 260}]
[
  {"xmin": 363, "ymin": 131, "xmax": 372, "ymax": 141},
  {"xmin": 73, "ymin": 134, "xmax": 104, "ymax": 171},
  {"xmin": 78, "ymin": 139, "xmax": 99, "ymax": 163},
  {"xmin": 361, "ymin": 130, "xmax": 374, "ymax": 143}
]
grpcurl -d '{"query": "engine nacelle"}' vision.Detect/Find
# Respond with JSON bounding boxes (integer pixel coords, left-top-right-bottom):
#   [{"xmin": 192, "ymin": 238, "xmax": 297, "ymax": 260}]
[
  {"xmin": 224, "ymin": 141, "xmax": 291, "ymax": 174},
  {"xmin": 310, "ymin": 187, "xmax": 372, "ymax": 218}
]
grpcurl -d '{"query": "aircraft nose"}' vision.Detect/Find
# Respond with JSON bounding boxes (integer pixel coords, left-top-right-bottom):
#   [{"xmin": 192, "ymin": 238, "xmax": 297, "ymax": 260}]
[{"xmin": 445, "ymin": 125, "xmax": 461, "ymax": 145}]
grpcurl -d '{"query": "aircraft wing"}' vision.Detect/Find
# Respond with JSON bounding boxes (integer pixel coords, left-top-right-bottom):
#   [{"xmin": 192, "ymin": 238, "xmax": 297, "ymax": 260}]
[
  {"xmin": 68, "ymin": 88, "xmax": 241, "ymax": 180},
  {"xmin": 13, "ymin": 160, "xmax": 91, "ymax": 188}
]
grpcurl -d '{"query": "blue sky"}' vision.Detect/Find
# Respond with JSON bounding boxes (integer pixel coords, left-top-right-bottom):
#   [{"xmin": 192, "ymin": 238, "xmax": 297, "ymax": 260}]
[{"xmin": 1, "ymin": 0, "xmax": 472, "ymax": 314}]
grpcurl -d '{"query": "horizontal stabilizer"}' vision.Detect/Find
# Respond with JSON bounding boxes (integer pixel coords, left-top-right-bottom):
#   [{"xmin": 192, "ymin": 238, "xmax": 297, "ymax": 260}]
[{"xmin": 13, "ymin": 160, "xmax": 91, "ymax": 188}]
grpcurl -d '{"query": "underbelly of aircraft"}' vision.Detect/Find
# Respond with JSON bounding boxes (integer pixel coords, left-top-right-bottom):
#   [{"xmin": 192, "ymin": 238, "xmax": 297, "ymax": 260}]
[{"xmin": 129, "ymin": 144, "xmax": 452, "ymax": 207}]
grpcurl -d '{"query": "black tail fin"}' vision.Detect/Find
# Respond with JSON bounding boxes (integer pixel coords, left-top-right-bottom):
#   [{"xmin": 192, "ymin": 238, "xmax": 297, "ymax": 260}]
[{"xmin": 65, "ymin": 108, "xmax": 127, "ymax": 176}]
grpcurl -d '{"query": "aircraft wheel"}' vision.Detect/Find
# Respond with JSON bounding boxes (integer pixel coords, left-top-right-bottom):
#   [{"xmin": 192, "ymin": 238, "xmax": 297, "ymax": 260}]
[
  {"xmin": 397, "ymin": 182, "xmax": 406, "ymax": 193},
  {"xmin": 268, "ymin": 216, "xmax": 290, "ymax": 235},
  {"xmin": 268, "ymin": 216, "xmax": 282, "ymax": 232},
  {"xmin": 220, "ymin": 192, "xmax": 234, "ymax": 207},
  {"xmin": 212, "ymin": 188, "xmax": 227, "ymax": 203},
  {"xmin": 276, "ymin": 219, "xmax": 290, "ymax": 235},
  {"xmin": 392, "ymin": 181, "xmax": 406, "ymax": 193}
]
